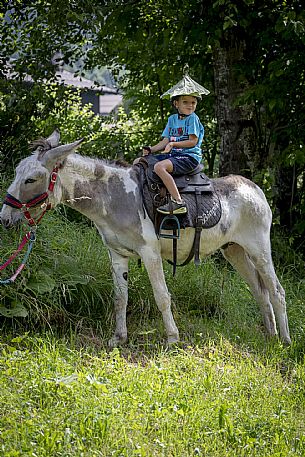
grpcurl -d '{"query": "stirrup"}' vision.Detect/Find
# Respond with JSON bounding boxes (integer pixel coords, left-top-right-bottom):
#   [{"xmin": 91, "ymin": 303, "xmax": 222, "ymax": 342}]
[{"xmin": 158, "ymin": 215, "xmax": 180, "ymax": 239}]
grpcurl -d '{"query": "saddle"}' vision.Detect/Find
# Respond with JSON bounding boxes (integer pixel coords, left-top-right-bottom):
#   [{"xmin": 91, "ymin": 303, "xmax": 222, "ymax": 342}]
[
  {"xmin": 146, "ymin": 157, "xmax": 213, "ymax": 192},
  {"xmin": 135, "ymin": 155, "xmax": 222, "ymax": 274}
]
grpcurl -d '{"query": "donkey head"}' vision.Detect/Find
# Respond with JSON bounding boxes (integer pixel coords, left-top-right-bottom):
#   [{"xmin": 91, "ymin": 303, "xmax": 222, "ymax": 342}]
[{"xmin": 1, "ymin": 130, "xmax": 83, "ymax": 228}]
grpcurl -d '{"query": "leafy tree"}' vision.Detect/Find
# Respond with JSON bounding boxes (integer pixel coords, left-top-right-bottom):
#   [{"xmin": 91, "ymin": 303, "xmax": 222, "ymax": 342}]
[
  {"xmin": 0, "ymin": 0, "xmax": 101, "ymax": 167},
  {"xmin": 1, "ymin": 0, "xmax": 305, "ymax": 242}
]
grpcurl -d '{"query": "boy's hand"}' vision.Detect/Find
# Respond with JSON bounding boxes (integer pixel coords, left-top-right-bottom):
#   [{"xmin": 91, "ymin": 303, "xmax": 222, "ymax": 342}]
[
  {"xmin": 164, "ymin": 142, "xmax": 174, "ymax": 153},
  {"xmin": 142, "ymin": 146, "xmax": 151, "ymax": 156}
]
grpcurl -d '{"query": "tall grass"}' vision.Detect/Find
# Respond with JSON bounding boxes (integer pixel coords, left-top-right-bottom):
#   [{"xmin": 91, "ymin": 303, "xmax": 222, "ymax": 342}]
[
  {"xmin": 0, "ymin": 209, "xmax": 113, "ymax": 331},
  {"xmin": 1, "ymin": 206, "xmax": 305, "ymax": 350}
]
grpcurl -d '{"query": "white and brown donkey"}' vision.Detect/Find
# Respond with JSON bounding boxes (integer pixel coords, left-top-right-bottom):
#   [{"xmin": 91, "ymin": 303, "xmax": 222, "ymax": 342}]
[{"xmin": 0, "ymin": 130, "xmax": 291, "ymax": 346}]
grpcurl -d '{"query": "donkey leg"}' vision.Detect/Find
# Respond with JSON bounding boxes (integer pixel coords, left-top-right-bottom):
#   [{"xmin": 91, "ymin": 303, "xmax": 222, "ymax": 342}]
[
  {"xmin": 221, "ymin": 243, "xmax": 277, "ymax": 337},
  {"xmin": 248, "ymin": 248, "xmax": 290, "ymax": 344},
  {"xmin": 241, "ymin": 237, "xmax": 291, "ymax": 345},
  {"xmin": 108, "ymin": 249, "xmax": 129, "ymax": 348},
  {"xmin": 140, "ymin": 248, "xmax": 179, "ymax": 344},
  {"xmin": 268, "ymin": 277, "xmax": 291, "ymax": 344}
]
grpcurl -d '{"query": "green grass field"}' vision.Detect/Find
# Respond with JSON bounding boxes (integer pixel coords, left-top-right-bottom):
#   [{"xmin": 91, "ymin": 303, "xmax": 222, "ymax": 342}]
[{"xmin": 1, "ymin": 212, "xmax": 305, "ymax": 456}]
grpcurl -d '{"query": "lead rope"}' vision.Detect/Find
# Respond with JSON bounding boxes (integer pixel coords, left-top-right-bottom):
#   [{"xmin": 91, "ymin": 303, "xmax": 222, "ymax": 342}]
[
  {"xmin": 0, "ymin": 229, "xmax": 36, "ymax": 284},
  {"xmin": 0, "ymin": 164, "xmax": 59, "ymax": 285}
]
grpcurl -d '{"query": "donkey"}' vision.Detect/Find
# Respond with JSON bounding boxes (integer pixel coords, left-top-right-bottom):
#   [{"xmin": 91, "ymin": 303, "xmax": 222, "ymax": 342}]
[{"xmin": 0, "ymin": 130, "xmax": 291, "ymax": 346}]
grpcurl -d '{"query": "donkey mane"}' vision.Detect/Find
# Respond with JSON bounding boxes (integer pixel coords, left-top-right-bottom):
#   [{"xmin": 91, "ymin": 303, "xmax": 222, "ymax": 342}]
[
  {"xmin": 30, "ymin": 138, "xmax": 52, "ymax": 154},
  {"xmin": 67, "ymin": 154, "xmax": 132, "ymax": 174}
]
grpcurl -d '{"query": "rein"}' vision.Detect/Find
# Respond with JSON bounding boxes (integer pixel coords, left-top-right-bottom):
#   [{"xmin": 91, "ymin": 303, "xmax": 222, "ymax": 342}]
[
  {"xmin": 0, "ymin": 166, "xmax": 59, "ymax": 284},
  {"xmin": 0, "ymin": 230, "xmax": 36, "ymax": 284}
]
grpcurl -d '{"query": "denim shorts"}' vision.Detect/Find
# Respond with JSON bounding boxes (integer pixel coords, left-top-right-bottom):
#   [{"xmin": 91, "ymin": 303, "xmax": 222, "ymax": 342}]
[{"xmin": 154, "ymin": 153, "xmax": 199, "ymax": 176}]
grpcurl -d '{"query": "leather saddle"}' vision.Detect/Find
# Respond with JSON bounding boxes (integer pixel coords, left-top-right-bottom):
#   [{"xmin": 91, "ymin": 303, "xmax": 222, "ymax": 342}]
[{"xmin": 135, "ymin": 155, "xmax": 222, "ymax": 273}]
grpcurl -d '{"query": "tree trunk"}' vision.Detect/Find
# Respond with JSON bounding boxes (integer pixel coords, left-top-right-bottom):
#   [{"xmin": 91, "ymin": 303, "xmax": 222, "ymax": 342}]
[
  {"xmin": 213, "ymin": 37, "xmax": 256, "ymax": 178},
  {"xmin": 274, "ymin": 161, "xmax": 298, "ymax": 230}
]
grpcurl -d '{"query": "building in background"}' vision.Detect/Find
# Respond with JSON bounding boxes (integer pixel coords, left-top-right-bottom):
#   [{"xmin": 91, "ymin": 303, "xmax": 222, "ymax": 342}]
[{"xmin": 56, "ymin": 68, "xmax": 123, "ymax": 116}]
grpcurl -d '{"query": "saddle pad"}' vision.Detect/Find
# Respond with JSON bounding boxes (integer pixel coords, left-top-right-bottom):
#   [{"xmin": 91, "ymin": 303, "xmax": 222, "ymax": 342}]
[
  {"xmin": 161, "ymin": 191, "xmax": 222, "ymax": 230},
  {"xmin": 142, "ymin": 183, "xmax": 221, "ymax": 230}
]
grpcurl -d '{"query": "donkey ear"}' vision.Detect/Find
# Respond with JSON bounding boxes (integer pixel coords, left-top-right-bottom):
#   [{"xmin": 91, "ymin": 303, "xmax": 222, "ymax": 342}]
[
  {"xmin": 46, "ymin": 129, "xmax": 61, "ymax": 148},
  {"xmin": 39, "ymin": 139, "xmax": 84, "ymax": 169}
]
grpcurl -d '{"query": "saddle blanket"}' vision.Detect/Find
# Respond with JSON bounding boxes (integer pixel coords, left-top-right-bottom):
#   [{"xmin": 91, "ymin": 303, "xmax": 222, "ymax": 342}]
[
  {"xmin": 160, "ymin": 192, "xmax": 221, "ymax": 230},
  {"xmin": 143, "ymin": 184, "xmax": 221, "ymax": 230}
]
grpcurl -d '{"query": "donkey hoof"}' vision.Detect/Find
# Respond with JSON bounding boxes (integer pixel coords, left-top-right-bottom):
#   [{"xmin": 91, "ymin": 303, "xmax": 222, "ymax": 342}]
[
  {"xmin": 167, "ymin": 334, "xmax": 180, "ymax": 346},
  {"xmin": 282, "ymin": 336, "xmax": 292, "ymax": 346},
  {"xmin": 108, "ymin": 334, "xmax": 127, "ymax": 348}
]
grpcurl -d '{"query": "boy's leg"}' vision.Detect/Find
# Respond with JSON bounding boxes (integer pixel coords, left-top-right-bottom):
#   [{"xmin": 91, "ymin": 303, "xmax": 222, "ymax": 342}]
[
  {"xmin": 154, "ymin": 159, "xmax": 188, "ymax": 215},
  {"xmin": 154, "ymin": 159, "xmax": 182, "ymax": 202}
]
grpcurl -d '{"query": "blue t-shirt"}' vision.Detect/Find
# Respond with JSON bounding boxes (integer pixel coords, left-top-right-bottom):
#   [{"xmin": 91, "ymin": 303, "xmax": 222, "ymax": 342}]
[{"xmin": 162, "ymin": 112, "xmax": 204, "ymax": 162}]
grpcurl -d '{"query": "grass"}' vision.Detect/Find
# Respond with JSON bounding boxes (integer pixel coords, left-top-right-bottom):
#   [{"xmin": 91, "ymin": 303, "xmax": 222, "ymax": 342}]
[
  {"xmin": 1, "ymin": 211, "xmax": 305, "ymax": 456},
  {"xmin": 1, "ymin": 333, "xmax": 305, "ymax": 456}
]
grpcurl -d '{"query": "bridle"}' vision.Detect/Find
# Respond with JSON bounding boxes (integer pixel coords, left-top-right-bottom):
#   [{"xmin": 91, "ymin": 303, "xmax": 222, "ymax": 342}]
[
  {"xmin": 3, "ymin": 166, "xmax": 59, "ymax": 226},
  {"xmin": 0, "ymin": 165, "xmax": 60, "ymax": 284}
]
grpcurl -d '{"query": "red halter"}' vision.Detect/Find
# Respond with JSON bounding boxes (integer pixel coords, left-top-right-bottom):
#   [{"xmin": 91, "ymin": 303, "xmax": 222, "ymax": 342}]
[
  {"xmin": 3, "ymin": 166, "xmax": 59, "ymax": 226},
  {"xmin": 1, "ymin": 166, "xmax": 60, "ymax": 284}
]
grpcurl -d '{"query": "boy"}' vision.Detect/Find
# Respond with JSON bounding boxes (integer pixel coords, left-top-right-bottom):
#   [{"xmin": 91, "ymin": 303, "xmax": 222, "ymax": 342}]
[{"xmin": 141, "ymin": 70, "xmax": 209, "ymax": 215}]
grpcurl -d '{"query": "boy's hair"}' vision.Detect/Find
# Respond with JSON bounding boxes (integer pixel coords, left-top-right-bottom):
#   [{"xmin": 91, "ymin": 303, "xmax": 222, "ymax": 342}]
[{"xmin": 171, "ymin": 95, "xmax": 200, "ymax": 106}]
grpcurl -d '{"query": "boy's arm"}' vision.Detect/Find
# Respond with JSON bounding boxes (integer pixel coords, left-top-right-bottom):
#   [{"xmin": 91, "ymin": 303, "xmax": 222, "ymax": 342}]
[
  {"xmin": 163, "ymin": 134, "xmax": 198, "ymax": 153},
  {"xmin": 142, "ymin": 137, "xmax": 169, "ymax": 155},
  {"xmin": 151, "ymin": 137, "xmax": 170, "ymax": 153}
]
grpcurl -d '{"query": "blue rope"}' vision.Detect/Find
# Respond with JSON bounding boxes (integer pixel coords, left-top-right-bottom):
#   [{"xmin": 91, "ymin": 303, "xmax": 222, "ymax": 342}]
[{"xmin": 0, "ymin": 231, "xmax": 36, "ymax": 285}]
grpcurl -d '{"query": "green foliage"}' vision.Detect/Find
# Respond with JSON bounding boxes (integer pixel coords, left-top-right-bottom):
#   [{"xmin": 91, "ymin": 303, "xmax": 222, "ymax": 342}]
[
  {"xmin": 35, "ymin": 89, "xmax": 159, "ymax": 162},
  {"xmin": 0, "ymin": 211, "xmax": 113, "ymax": 330},
  {"xmin": 0, "ymin": 80, "xmax": 159, "ymax": 170},
  {"xmin": 34, "ymin": 85, "xmax": 102, "ymax": 143},
  {"xmin": 1, "ymin": 0, "xmax": 305, "ymax": 239},
  {"xmin": 79, "ymin": 108, "xmax": 159, "ymax": 163},
  {"xmin": 0, "ymin": 81, "xmax": 72, "ymax": 169}
]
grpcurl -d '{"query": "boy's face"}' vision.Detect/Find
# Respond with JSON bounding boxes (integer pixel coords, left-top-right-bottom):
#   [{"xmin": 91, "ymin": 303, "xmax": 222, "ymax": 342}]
[{"xmin": 173, "ymin": 95, "xmax": 198, "ymax": 116}]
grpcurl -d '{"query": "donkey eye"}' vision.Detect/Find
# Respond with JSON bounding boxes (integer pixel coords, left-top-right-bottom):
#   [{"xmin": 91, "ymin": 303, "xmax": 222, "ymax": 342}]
[{"xmin": 25, "ymin": 178, "xmax": 36, "ymax": 184}]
